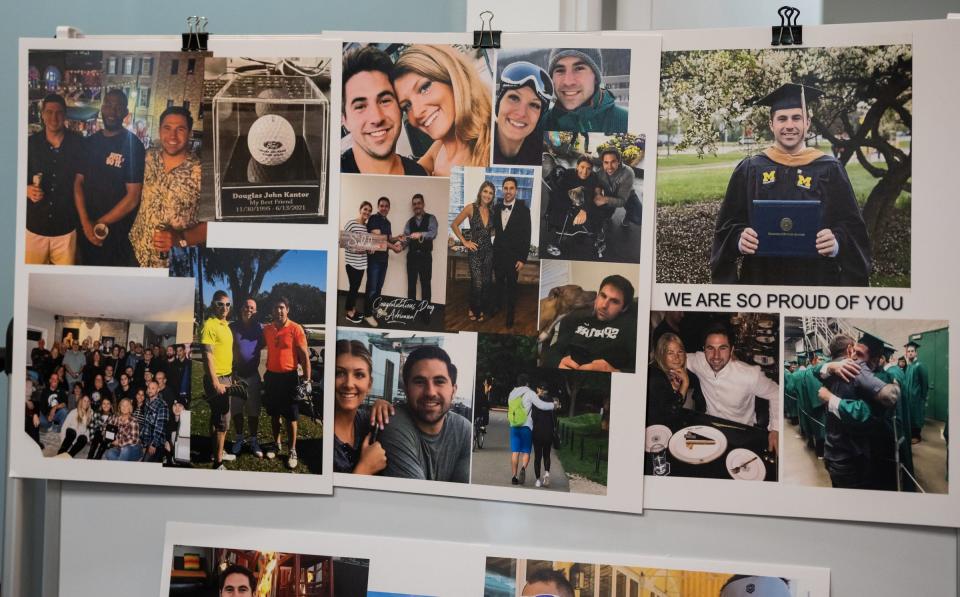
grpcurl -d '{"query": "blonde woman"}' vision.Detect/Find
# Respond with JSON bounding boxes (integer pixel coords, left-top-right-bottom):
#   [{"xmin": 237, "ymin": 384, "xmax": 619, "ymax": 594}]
[
  {"xmin": 451, "ymin": 181, "xmax": 496, "ymax": 321},
  {"xmin": 103, "ymin": 397, "xmax": 142, "ymax": 462},
  {"xmin": 57, "ymin": 394, "xmax": 94, "ymax": 457},
  {"xmin": 392, "ymin": 45, "xmax": 492, "ymax": 176},
  {"xmin": 647, "ymin": 332, "xmax": 705, "ymax": 425}
]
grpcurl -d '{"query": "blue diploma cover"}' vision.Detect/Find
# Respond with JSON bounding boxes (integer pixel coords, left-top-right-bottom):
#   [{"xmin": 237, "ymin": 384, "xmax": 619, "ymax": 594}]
[{"xmin": 751, "ymin": 199, "xmax": 822, "ymax": 257}]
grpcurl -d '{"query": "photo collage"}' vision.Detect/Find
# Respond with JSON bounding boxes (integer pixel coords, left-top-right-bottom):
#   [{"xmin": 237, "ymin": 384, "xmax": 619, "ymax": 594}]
[
  {"xmin": 644, "ymin": 34, "xmax": 955, "ymax": 526},
  {"xmin": 160, "ymin": 522, "xmax": 832, "ymax": 597},
  {"xmin": 19, "ymin": 38, "xmax": 343, "ymax": 493},
  {"xmin": 12, "ymin": 24, "xmax": 959, "ymax": 529},
  {"xmin": 333, "ymin": 34, "xmax": 656, "ymax": 508}
]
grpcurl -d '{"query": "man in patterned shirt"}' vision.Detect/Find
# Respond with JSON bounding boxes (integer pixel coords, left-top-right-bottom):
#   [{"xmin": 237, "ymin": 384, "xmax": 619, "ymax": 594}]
[
  {"xmin": 128, "ymin": 106, "xmax": 206, "ymax": 268},
  {"xmin": 140, "ymin": 380, "xmax": 169, "ymax": 462}
]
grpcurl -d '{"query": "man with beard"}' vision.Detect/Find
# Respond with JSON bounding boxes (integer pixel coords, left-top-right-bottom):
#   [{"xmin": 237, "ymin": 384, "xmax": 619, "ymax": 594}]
[
  {"xmin": 686, "ymin": 323, "xmax": 781, "ymax": 454},
  {"xmin": 341, "ymin": 46, "xmax": 427, "ymax": 175},
  {"xmin": 74, "ymin": 89, "xmax": 145, "ymax": 266},
  {"xmin": 26, "ymin": 93, "xmax": 84, "ymax": 264},
  {"xmin": 128, "ymin": 106, "xmax": 206, "ymax": 268},
  {"xmin": 710, "ymin": 83, "xmax": 871, "ymax": 286},
  {"xmin": 401, "ymin": 193, "xmax": 438, "ymax": 306},
  {"xmin": 377, "ymin": 345, "xmax": 471, "ymax": 482},
  {"xmin": 544, "ymin": 275, "xmax": 637, "ymax": 373}
]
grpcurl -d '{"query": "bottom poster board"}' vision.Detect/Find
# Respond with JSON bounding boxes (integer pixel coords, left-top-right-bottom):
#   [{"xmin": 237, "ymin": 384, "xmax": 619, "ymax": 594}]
[{"xmin": 160, "ymin": 522, "xmax": 830, "ymax": 596}]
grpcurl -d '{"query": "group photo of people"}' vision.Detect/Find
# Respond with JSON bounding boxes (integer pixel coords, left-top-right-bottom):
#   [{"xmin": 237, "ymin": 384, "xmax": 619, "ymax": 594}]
[
  {"xmin": 655, "ymin": 44, "xmax": 912, "ymax": 287},
  {"xmin": 173, "ymin": 247, "xmax": 328, "ymax": 473},
  {"xmin": 470, "ymin": 333, "xmax": 611, "ymax": 494},
  {"xmin": 168, "ymin": 545, "xmax": 370, "ymax": 596},
  {"xmin": 200, "ymin": 56, "xmax": 333, "ymax": 223},
  {"xmin": 337, "ymin": 175, "xmax": 450, "ymax": 331},
  {"xmin": 24, "ymin": 272, "xmax": 195, "ymax": 464},
  {"xmin": 333, "ymin": 329, "xmax": 476, "ymax": 483},
  {"xmin": 645, "ymin": 311, "xmax": 781, "ymax": 482},
  {"xmin": 25, "ymin": 50, "xmax": 206, "ymax": 268},
  {"xmin": 484, "ymin": 557, "xmax": 799, "ymax": 597},
  {"xmin": 540, "ymin": 131, "xmax": 645, "ymax": 263},
  {"xmin": 782, "ymin": 317, "xmax": 948, "ymax": 493}
]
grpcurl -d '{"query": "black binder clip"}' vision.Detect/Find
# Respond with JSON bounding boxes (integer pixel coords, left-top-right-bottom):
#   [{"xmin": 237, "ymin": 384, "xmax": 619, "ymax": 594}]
[
  {"xmin": 181, "ymin": 16, "xmax": 209, "ymax": 52},
  {"xmin": 473, "ymin": 11, "xmax": 501, "ymax": 49},
  {"xmin": 772, "ymin": 6, "xmax": 802, "ymax": 46}
]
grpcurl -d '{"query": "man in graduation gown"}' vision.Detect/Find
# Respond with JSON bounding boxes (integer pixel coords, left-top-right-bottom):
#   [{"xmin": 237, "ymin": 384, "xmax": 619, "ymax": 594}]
[
  {"xmin": 783, "ymin": 362, "xmax": 799, "ymax": 423},
  {"xmin": 710, "ymin": 83, "xmax": 872, "ymax": 286},
  {"xmin": 856, "ymin": 335, "xmax": 913, "ymax": 491},
  {"xmin": 902, "ymin": 340, "xmax": 930, "ymax": 443}
]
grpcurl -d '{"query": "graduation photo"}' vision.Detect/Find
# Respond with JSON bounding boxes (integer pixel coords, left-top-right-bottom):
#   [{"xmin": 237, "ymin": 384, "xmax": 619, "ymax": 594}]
[
  {"xmin": 655, "ymin": 44, "xmax": 912, "ymax": 288},
  {"xmin": 782, "ymin": 317, "xmax": 948, "ymax": 494}
]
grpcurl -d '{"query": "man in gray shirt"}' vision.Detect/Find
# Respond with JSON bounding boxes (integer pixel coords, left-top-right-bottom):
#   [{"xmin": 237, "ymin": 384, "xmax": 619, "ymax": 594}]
[
  {"xmin": 595, "ymin": 147, "xmax": 642, "ymax": 226},
  {"xmin": 379, "ymin": 345, "xmax": 472, "ymax": 482},
  {"xmin": 62, "ymin": 342, "xmax": 86, "ymax": 391}
]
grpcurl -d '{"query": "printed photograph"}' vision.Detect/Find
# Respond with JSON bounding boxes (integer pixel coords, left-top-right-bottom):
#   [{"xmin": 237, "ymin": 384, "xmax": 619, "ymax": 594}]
[
  {"xmin": 333, "ymin": 329, "xmax": 476, "ymax": 482},
  {"xmin": 25, "ymin": 50, "xmax": 205, "ymax": 267},
  {"xmin": 170, "ymin": 247, "xmax": 328, "ymax": 474},
  {"xmin": 341, "ymin": 42, "xmax": 493, "ymax": 176},
  {"xmin": 538, "ymin": 260, "xmax": 639, "ymax": 374},
  {"xmin": 199, "ymin": 56, "xmax": 332, "ymax": 222},
  {"xmin": 470, "ymin": 333, "xmax": 610, "ymax": 494},
  {"xmin": 24, "ymin": 272, "xmax": 194, "ymax": 464},
  {"xmin": 484, "ymin": 557, "xmax": 799, "ymax": 597},
  {"xmin": 783, "ymin": 317, "xmax": 948, "ymax": 493},
  {"xmin": 646, "ymin": 311, "xmax": 780, "ymax": 482},
  {"xmin": 656, "ymin": 45, "xmax": 912, "ymax": 287},
  {"xmin": 168, "ymin": 545, "xmax": 369, "ymax": 596},
  {"xmin": 446, "ymin": 166, "xmax": 541, "ymax": 335},
  {"xmin": 496, "ymin": 48, "xmax": 631, "ymax": 137},
  {"xmin": 338, "ymin": 174, "xmax": 450, "ymax": 331},
  {"xmin": 540, "ymin": 131, "xmax": 645, "ymax": 264}
]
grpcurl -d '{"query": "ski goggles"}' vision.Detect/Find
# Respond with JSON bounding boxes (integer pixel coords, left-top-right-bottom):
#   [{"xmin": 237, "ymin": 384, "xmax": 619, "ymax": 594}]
[{"xmin": 498, "ymin": 60, "xmax": 555, "ymax": 105}]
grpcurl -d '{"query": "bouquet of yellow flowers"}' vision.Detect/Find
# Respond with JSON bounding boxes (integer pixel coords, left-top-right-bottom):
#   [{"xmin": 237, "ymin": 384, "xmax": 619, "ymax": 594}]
[{"xmin": 597, "ymin": 133, "xmax": 646, "ymax": 165}]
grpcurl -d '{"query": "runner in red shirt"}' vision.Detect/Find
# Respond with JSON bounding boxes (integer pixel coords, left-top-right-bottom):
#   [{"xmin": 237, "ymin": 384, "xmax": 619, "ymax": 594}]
[{"xmin": 262, "ymin": 297, "xmax": 312, "ymax": 469}]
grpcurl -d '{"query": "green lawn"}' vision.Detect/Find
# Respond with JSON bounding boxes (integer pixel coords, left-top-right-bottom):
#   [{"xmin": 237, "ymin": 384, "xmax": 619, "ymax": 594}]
[
  {"xmin": 556, "ymin": 413, "xmax": 608, "ymax": 486},
  {"xmin": 188, "ymin": 361, "xmax": 323, "ymax": 474},
  {"xmin": 656, "ymin": 151, "xmax": 911, "ymax": 209}
]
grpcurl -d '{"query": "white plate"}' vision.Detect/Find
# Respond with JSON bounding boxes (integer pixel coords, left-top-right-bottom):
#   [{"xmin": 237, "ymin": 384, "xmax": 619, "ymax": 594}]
[
  {"xmin": 645, "ymin": 424, "xmax": 673, "ymax": 452},
  {"xmin": 755, "ymin": 335, "xmax": 776, "ymax": 344},
  {"xmin": 726, "ymin": 448, "xmax": 766, "ymax": 481},
  {"xmin": 757, "ymin": 320, "xmax": 775, "ymax": 329},
  {"xmin": 753, "ymin": 354, "xmax": 775, "ymax": 366},
  {"xmin": 668, "ymin": 425, "xmax": 728, "ymax": 464}
]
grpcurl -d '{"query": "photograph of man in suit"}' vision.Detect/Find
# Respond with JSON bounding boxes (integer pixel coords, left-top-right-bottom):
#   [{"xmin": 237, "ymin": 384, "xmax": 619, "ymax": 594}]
[{"xmin": 492, "ymin": 177, "xmax": 531, "ymax": 329}]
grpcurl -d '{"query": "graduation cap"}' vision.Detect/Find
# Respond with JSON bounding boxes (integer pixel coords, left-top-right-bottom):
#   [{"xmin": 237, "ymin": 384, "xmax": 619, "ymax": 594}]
[
  {"xmin": 756, "ymin": 83, "xmax": 824, "ymax": 115},
  {"xmin": 858, "ymin": 331, "xmax": 896, "ymax": 360}
]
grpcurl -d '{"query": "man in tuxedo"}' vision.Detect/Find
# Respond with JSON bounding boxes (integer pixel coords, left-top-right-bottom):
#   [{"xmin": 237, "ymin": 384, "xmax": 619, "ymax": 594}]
[{"xmin": 492, "ymin": 177, "xmax": 531, "ymax": 329}]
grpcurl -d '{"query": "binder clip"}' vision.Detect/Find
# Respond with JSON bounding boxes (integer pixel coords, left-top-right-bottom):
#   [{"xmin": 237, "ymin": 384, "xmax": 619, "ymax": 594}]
[
  {"xmin": 181, "ymin": 16, "xmax": 209, "ymax": 52},
  {"xmin": 772, "ymin": 6, "xmax": 802, "ymax": 46},
  {"xmin": 473, "ymin": 11, "xmax": 501, "ymax": 49}
]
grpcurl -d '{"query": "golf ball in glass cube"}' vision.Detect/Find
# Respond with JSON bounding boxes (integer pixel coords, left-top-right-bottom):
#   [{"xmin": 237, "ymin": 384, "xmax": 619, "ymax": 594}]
[{"xmin": 247, "ymin": 114, "xmax": 296, "ymax": 166}]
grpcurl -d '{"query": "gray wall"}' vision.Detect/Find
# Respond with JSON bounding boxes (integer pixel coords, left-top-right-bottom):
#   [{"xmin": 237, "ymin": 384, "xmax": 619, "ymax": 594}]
[
  {"xmin": 1, "ymin": 2, "xmax": 957, "ymax": 597},
  {"xmin": 824, "ymin": 0, "xmax": 960, "ymax": 23}
]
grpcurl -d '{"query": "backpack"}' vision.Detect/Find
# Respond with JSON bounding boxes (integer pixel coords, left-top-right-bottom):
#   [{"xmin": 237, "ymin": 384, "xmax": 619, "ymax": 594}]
[{"xmin": 507, "ymin": 389, "xmax": 528, "ymax": 427}]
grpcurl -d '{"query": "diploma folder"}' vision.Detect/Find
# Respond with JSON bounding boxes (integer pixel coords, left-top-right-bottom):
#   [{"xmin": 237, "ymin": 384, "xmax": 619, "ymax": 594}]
[{"xmin": 751, "ymin": 199, "xmax": 822, "ymax": 257}]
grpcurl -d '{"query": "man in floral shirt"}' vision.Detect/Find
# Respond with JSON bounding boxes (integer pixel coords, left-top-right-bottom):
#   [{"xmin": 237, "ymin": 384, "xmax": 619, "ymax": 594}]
[{"xmin": 128, "ymin": 106, "xmax": 205, "ymax": 268}]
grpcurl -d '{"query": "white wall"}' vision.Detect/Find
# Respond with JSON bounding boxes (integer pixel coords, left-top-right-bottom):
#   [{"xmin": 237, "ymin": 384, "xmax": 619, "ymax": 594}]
[
  {"xmin": 127, "ymin": 323, "xmax": 145, "ymax": 346},
  {"xmin": 26, "ymin": 307, "xmax": 55, "ymax": 345}
]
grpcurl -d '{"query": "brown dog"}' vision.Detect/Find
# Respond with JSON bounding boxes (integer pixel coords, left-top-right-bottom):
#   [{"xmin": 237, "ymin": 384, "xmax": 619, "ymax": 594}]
[{"xmin": 538, "ymin": 284, "xmax": 596, "ymax": 342}]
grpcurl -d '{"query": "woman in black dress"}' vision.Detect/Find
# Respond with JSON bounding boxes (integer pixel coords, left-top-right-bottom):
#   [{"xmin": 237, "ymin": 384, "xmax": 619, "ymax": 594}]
[{"xmin": 450, "ymin": 180, "xmax": 496, "ymax": 321}]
